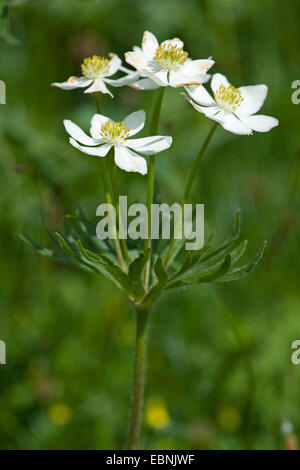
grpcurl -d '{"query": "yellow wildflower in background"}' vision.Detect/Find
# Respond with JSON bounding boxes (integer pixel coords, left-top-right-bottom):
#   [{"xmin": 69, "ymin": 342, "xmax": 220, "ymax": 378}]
[
  {"xmin": 145, "ymin": 397, "xmax": 170, "ymax": 429},
  {"xmin": 48, "ymin": 403, "xmax": 73, "ymax": 426}
]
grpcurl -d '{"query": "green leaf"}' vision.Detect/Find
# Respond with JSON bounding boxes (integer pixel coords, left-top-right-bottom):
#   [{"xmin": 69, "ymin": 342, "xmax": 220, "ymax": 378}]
[
  {"xmin": 230, "ymin": 239, "xmax": 248, "ymax": 265},
  {"xmin": 75, "ymin": 239, "xmax": 135, "ymax": 296},
  {"xmin": 166, "ymin": 255, "xmax": 232, "ymax": 290},
  {"xmin": 20, "ymin": 233, "xmax": 70, "ymax": 262},
  {"xmin": 128, "ymin": 248, "xmax": 150, "ymax": 300},
  {"xmin": 201, "ymin": 209, "xmax": 241, "ymax": 263},
  {"xmin": 66, "ymin": 208, "xmax": 112, "ymax": 253},
  {"xmin": 0, "ymin": 6, "xmax": 19, "ymax": 45},
  {"xmin": 219, "ymin": 241, "xmax": 267, "ymax": 282},
  {"xmin": 55, "ymin": 232, "xmax": 100, "ymax": 274},
  {"xmin": 55, "ymin": 232, "xmax": 82, "ymax": 263},
  {"xmin": 75, "ymin": 239, "xmax": 106, "ymax": 265},
  {"xmin": 161, "ymin": 237, "xmax": 186, "ymax": 268},
  {"xmin": 20, "ymin": 233, "xmax": 93, "ymax": 273},
  {"xmin": 141, "ymin": 256, "xmax": 169, "ymax": 308},
  {"xmin": 103, "ymin": 264, "xmax": 135, "ymax": 297},
  {"xmin": 154, "ymin": 256, "xmax": 168, "ymax": 283},
  {"xmin": 169, "ymin": 246, "xmax": 210, "ymax": 281}
]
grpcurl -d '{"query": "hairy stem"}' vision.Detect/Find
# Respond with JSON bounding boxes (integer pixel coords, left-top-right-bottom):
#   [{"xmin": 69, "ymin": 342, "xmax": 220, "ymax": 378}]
[
  {"xmin": 127, "ymin": 307, "xmax": 150, "ymax": 450},
  {"xmin": 110, "ymin": 158, "xmax": 130, "ymax": 265},
  {"xmin": 95, "ymin": 92, "xmax": 101, "ymax": 114},
  {"xmin": 94, "ymin": 93, "xmax": 126, "ymax": 270},
  {"xmin": 144, "ymin": 87, "xmax": 166, "ymax": 288},
  {"xmin": 101, "ymin": 158, "xmax": 126, "ymax": 270},
  {"xmin": 164, "ymin": 121, "xmax": 218, "ymax": 267}
]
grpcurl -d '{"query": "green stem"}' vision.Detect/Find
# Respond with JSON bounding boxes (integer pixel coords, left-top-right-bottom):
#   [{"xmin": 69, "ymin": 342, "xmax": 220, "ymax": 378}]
[
  {"xmin": 94, "ymin": 93, "xmax": 126, "ymax": 270},
  {"xmin": 95, "ymin": 92, "xmax": 101, "ymax": 114},
  {"xmin": 144, "ymin": 87, "xmax": 166, "ymax": 288},
  {"xmin": 164, "ymin": 121, "xmax": 218, "ymax": 267},
  {"xmin": 101, "ymin": 158, "xmax": 126, "ymax": 270},
  {"xmin": 127, "ymin": 307, "xmax": 150, "ymax": 450},
  {"xmin": 110, "ymin": 158, "xmax": 130, "ymax": 265}
]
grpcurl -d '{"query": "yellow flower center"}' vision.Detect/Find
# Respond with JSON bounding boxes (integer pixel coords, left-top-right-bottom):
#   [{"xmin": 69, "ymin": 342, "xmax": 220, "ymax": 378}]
[
  {"xmin": 214, "ymin": 84, "xmax": 243, "ymax": 112},
  {"xmin": 81, "ymin": 55, "xmax": 110, "ymax": 79},
  {"xmin": 100, "ymin": 121, "xmax": 131, "ymax": 145},
  {"xmin": 154, "ymin": 44, "xmax": 188, "ymax": 71}
]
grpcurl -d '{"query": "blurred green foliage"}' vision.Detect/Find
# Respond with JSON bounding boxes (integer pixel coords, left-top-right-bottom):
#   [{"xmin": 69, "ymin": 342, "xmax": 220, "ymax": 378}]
[{"xmin": 0, "ymin": 0, "xmax": 299, "ymax": 450}]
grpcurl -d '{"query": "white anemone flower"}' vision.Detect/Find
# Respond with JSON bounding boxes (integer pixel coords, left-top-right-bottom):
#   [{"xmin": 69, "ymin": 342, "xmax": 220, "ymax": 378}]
[
  {"xmin": 184, "ymin": 73, "xmax": 279, "ymax": 135},
  {"xmin": 63, "ymin": 110, "xmax": 172, "ymax": 175},
  {"xmin": 52, "ymin": 54, "xmax": 137, "ymax": 97},
  {"xmin": 125, "ymin": 31, "xmax": 214, "ymax": 89}
]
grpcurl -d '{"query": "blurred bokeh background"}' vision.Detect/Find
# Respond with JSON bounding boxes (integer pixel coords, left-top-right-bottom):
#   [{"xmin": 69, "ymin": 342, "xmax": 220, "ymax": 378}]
[{"xmin": 0, "ymin": 0, "xmax": 299, "ymax": 450}]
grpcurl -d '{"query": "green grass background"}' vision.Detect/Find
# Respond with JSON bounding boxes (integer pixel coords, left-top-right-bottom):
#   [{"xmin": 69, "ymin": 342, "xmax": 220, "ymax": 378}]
[{"xmin": 0, "ymin": 0, "xmax": 299, "ymax": 449}]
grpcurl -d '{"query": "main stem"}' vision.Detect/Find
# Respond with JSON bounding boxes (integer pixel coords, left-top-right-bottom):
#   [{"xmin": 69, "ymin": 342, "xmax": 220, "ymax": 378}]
[
  {"xmin": 127, "ymin": 307, "xmax": 150, "ymax": 450},
  {"xmin": 144, "ymin": 87, "xmax": 165, "ymax": 288},
  {"xmin": 164, "ymin": 121, "xmax": 218, "ymax": 267}
]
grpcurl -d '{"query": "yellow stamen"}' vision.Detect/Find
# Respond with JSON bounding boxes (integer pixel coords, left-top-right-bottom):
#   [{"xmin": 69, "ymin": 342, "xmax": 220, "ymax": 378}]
[
  {"xmin": 214, "ymin": 83, "xmax": 243, "ymax": 112},
  {"xmin": 81, "ymin": 55, "xmax": 110, "ymax": 78},
  {"xmin": 100, "ymin": 121, "xmax": 131, "ymax": 145},
  {"xmin": 154, "ymin": 43, "xmax": 188, "ymax": 71}
]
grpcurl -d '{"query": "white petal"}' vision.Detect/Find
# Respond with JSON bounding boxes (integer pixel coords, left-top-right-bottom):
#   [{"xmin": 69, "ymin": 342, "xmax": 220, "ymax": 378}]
[
  {"xmin": 106, "ymin": 53, "xmax": 122, "ymax": 77},
  {"xmin": 125, "ymin": 51, "xmax": 148, "ymax": 71},
  {"xmin": 211, "ymin": 73, "xmax": 230, "ymax": 94},
  {"xmin": 114, "ymin": 146, "xmax": 147, "ymax": 175},
  {"xmin": 169, "ymin": 70, "xmax": 209, "ymax": 88},
  {"xmin": 181, "ymin": 59, "xmax": 214, "ymax": 77},
  {"xmin": 105, "ymin": 71, "xmax": 140, "ymax": 87},
  {"xmin": 69, "ymin": 138, "xmax": 112, "ymax": 157},
  {"xmin": 84, "ymin": 79, "xmax": 113, "ymax": 97},
  {"xmin": 221, "ymin": 113, "xmax": 253, "ymax": 135},
  {"xmin": 52, "ymin": 76, "xmax": 92, "ymax": 90},
  {"xmin": 182, "ymin": 93, "xmax": 224, "ymax": 122},
  {"xmin": 119, "ymin": 64, "xmax": 136, "ymax": 73},
  {"xmin": 129, "ymin": 77, "xmax": 160, "ymax": 90},
  {"xmin": 141, "ymin": 31, "xmax": 159, "ymax": 58},
  {"xmin": 124, "ymin": 110, "xmax": 146, "ymax": 136},
  {"xmin": 63, "ymin": 120, "xmax": 97, "ymax": 146},
  {"xmin": 125, "ymin": 135, "xmax": 172, "ymax": 155},
  {"xmin": 161, "ymin": 38, "xmax": 184, "ymax": 49},
  {"xmin": 237, "ymin": 85, "xmax": 268, "ymax": 116},
  {"xmin": 147, "ymin": 69, "xmax": 168, "ymax": 86},
  {"xmin": 90, "ymin": 114, "xmax": 112, "ymax": 139},
  {"xmin": 185, "ymin": 85, "xmax": 216, "ymax": 106},
  {"xmin": 240, "ymin": 114, "xmax": 279, "ymax": 133}
]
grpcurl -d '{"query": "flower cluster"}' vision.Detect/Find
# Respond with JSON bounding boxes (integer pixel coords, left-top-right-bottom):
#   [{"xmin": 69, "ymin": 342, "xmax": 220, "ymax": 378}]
[
  {"xmin": 28, "ymin": 30, "xmax": 279, "ymax": 451},
  {"xmin": 52, "ymin": 30, "xmax": 278, "ymax": 174}
]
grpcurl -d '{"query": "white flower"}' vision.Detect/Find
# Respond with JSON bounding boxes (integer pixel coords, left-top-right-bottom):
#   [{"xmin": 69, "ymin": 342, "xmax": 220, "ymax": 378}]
[
  {"xmin": 52, "ymin": 54, "xmax": 137, "ymax": 97},
  {"xmin": 119, "ymin": 64, "xmax": 160, "ymax": 91},
  {"xmin": 63, "ymin": 110, "xmax": 172, "ymax": 175},
  {"xmin": 125, "ymin": 31, "xmax": 214, "ymax": 89},
  {"xmin": 184, "ymin": 73, "xmax": 279, "ymax": 135}
]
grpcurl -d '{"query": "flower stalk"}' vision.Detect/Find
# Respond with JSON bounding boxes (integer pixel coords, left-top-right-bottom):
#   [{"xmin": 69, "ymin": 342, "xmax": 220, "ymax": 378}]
[
  {"xmin": 95, "ymin": 93, "xmax": 127, "ymax": 270},
  {"xmin": 144, "ymin": 87, "xmax": 165, "ymax": 288},
  {"xmin": 127, "ymin": 306, "xmax": 150, "ymax": 450},
  {"xmin": 164, "ymin": 121, "xmax": 218, "ymax": 267},
  {"xmin": 110, "ymin": 156, "xmax": 130, "ymax": 265}
]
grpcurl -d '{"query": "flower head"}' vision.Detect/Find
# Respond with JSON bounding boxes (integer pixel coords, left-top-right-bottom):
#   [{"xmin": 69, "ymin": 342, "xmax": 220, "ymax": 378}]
[
  {"xmin": 125, "ymin": 31, "xmax": 214, "ymax": 89},
  {"xmin": 63, "ymin": 110, "xmax": 172, "ymax": 175},
  {"xmin": 52, "ymin": 53, "xmax": 137, "ymax": 97},
  {"xmin": 183, "ymin": 73, "xmax": 279, "ymax": 135},
  {"xmin": 81, "ymin": 55, "xmax": 111, "ymax": 78}
]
